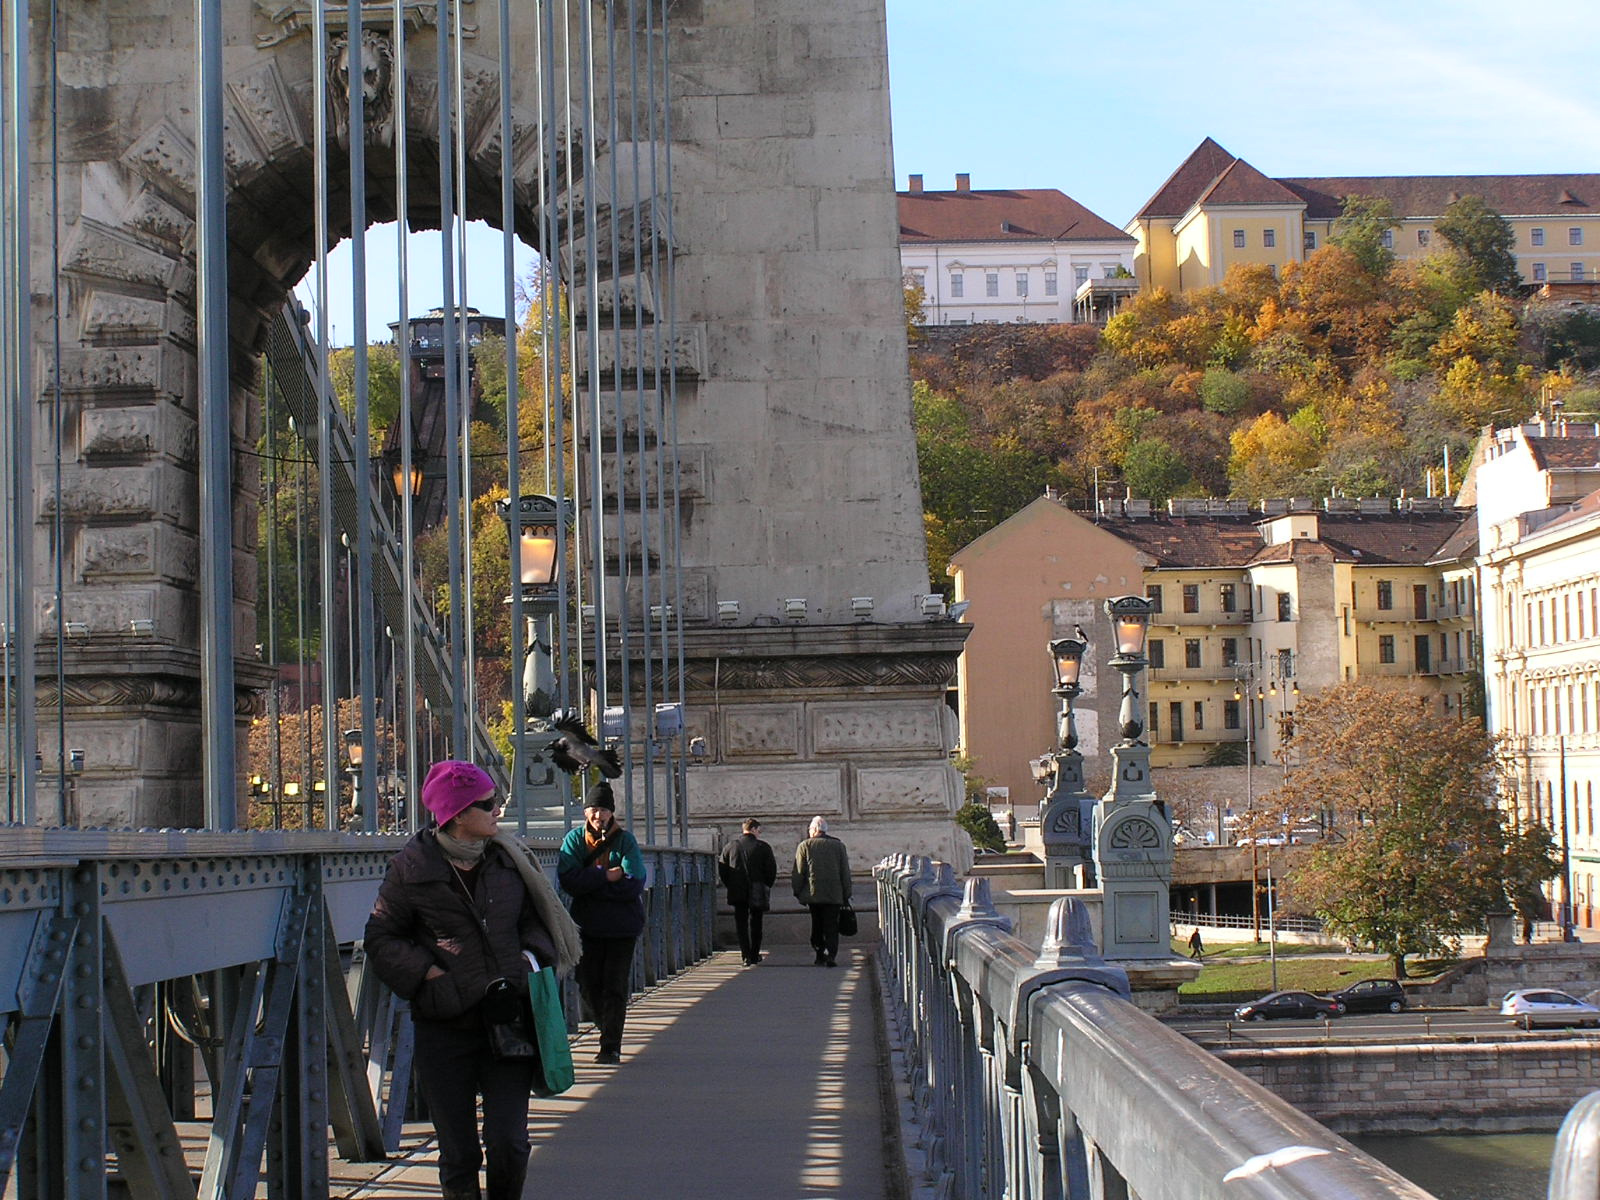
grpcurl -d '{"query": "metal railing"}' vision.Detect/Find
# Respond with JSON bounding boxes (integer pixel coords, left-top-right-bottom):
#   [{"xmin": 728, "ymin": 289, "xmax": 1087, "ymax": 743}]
[
  {"xmin": 876, "ymin": 854, "xmax": 1434, "ymax": 1199},
  {"xmin": 1171, "ymin": 909, "xmax": 1326, "ymax": 934},
  {"xmin": 0, "ymin": 829, "xmax": 715, "ymax": 1199}
]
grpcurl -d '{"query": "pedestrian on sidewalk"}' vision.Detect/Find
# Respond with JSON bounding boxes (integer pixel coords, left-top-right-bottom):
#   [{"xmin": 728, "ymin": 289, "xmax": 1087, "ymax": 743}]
[
  {"xmin": 719, "ymin": 817, "xmax": 778, "ymax": 965},
  {"xmin": 793, "ymin": 815, "xmax": 851, "ymax": 967},
  {"xmin": 364, "ymin": 759, "xmax": 582, "ymax": 1200},
  {"xmin": 1188, "ymin": 928, "xmax": 1204, "ymax": 959},
  {"xmin": 558, "ymin": 782, "xmax": 646, "ymax": 1064}
]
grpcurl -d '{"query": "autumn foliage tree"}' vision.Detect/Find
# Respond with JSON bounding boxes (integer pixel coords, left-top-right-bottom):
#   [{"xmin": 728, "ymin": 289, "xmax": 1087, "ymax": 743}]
[{"xmin": 1269, "ymin": 683, "xmax": 1557, "ymax": 976}]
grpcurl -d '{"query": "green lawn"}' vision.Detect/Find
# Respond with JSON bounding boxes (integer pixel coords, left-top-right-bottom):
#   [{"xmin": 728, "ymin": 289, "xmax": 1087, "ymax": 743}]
[{"xmin": 1171, "ymin": 940, "xmax": 1460, "ymax": 1000}]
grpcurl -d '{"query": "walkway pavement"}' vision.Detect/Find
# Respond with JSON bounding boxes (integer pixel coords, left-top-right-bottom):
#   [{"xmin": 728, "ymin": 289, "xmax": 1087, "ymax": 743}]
[{"xmin": 331, "ymin": 943, "xmax": 898, "ymax": 1199}]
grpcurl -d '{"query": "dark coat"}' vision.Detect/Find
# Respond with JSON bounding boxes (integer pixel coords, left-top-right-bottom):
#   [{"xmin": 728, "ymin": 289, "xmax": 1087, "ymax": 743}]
[
  {"xmin": 557, "ymin": 824, "xmax": 647, "ymax": 939},
  {"xmin": 364, "ymin": 829, "xmax": 554, "ymax": 1025},
  {"xmin": 718, "ymin": 833, "xmax": 777, "ymax": 907},
  {"xmin": 792, "ymin": 832, "xmax": 852, "ymax": 906}
]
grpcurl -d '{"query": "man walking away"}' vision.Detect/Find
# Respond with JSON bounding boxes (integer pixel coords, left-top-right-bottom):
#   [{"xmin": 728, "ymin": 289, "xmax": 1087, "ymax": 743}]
[
  {"xmin": 792, "ymin": 816, "xmax": 851, "ymax": 968},
  {"xmin": 719, "ymin": 817, "xmax": 778, "ymax": 966}
]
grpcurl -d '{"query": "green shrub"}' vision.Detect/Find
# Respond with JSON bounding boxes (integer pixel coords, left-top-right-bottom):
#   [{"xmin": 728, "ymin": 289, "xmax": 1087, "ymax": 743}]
[{"xmin": 956, "ymin": 802, "xmax": 1006, "ymax": 853}]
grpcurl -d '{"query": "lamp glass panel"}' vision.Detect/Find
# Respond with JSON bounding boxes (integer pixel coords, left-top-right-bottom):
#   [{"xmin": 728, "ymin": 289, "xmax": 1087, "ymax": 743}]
[
  {"xmin": 1050, "ymin": 642, "xmax": 1084, "ymax": 687},
  {"xmin": 518, "ymin": 527, "xmax": 559, "ymax": 586},
  {"xmin": 1115, "ymin": 615, "xmax": 1149, "ymax": 656}
]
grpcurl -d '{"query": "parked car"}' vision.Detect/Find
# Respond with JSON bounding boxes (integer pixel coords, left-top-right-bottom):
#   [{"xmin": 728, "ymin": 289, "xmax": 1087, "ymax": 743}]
[
  {"xmin": 1330, "ymin": 978, "xmax": 1407, "ymax": 1014},
  {"xmin": 1500, "ymin": 989, "xmax": 1600, "ymax": 1029},
  {"xmin": 1233, "ymin": 990, "xmax": 1345, "ymax": 1021}
]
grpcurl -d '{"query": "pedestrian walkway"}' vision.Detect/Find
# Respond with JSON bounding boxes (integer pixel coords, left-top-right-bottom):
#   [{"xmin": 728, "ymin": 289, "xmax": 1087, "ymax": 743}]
[{"xmin": 332, "ymin": 943, "xmax": 896, "ymax": 1199}]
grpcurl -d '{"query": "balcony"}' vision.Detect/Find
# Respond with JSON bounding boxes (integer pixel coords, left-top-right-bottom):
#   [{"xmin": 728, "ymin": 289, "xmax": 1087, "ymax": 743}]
[
  {"xmin": 1152, "ymin": 609, "xmax": 1254, "ymax": 628},
  {"xmin": 1151, "ymin": 664, "xmax": 1248, "ymax": 683}
]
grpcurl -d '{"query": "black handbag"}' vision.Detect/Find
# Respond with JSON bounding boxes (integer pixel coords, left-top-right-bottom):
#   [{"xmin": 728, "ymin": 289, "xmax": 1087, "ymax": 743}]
[
  {"xmin": 482, "ymin": 977, "xmax": 538, "ymax": 1061},
  {"xmin": 837, "ymin": 903, "xmax": 858, "ymax": 937}
]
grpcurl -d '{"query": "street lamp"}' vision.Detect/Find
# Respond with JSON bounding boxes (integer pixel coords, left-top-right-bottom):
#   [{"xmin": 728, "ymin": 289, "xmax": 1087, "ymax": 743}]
[
  {"xmin": 344, "ymin": 728, "xmax": 364, "ymax": 825},
  {"xmin": 499, "ymin": 494, "xmax": 566, "ymax": 718},
  {"xmin": 1039, "ymin": 636, "xmax": 1093, "ymax": 888},
  {"xmin": 1091, "ymin": 594, "xmax": 1172, "ymax": 960}
]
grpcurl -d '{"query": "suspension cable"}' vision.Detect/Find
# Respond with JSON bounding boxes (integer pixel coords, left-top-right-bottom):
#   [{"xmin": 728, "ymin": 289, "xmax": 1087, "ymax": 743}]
[{"xmin": 393, "ymin": 0, "xmax": 419, "ymax": 830}]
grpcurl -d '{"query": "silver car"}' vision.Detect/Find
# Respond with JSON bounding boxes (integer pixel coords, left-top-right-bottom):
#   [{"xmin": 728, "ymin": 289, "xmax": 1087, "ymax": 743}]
[{"xmin": 1500, "ymin": 988, "xmax": 1600, "ymax": 1029}]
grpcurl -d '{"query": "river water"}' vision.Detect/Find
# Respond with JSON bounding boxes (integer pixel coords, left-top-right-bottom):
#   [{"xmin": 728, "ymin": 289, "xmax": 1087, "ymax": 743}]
[{"xmin": 1349, "ymin": 1132, "xmax": 1555, "ymax": 1199}]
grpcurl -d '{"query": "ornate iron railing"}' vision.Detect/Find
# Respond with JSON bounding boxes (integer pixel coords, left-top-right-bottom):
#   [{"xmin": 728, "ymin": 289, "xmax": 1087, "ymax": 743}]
[
  {"xmin": 875, "ymin": 853, "xmax": 1434, "ymax": 1199},
  {"xmin": 0, "ymin": 830, "xmax": 715, "ymax": 1199}
]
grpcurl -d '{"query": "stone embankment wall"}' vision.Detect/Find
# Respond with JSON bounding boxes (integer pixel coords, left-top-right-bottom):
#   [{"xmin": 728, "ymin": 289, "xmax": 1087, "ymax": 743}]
[
  {"xmin": 1423, "ymin": 941, "xmax": 1600, "ymax": 1007},
  {"xmin": 1217, "ymin": 1039, "xmax": 1600, "ymax": 1134}
]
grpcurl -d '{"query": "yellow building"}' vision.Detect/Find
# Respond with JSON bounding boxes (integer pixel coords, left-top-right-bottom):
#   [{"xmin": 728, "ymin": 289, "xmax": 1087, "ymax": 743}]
[
  {"xmin": 948, "ymin": 496, "xmax": 1479, "ymax": 806},
  {"xmin": 1128, "ymin": 137, "xmax": 1600, "ymax": 293}
]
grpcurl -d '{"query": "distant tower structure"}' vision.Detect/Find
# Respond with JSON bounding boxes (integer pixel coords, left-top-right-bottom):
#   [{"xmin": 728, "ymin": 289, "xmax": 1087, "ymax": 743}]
[{"xmin": 384, "ymin": 307, "xmax": 509, "ymax": 532}]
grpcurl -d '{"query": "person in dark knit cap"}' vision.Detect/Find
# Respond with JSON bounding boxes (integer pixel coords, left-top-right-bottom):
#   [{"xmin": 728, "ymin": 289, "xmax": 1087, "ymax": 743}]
[{"xmin": 557, "ymin": 781, "xmax": 645, "ymax": 1064}]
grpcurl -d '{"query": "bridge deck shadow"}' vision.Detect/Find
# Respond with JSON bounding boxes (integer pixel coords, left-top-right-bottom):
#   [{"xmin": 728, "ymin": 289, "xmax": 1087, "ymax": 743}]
[{"xmin": 329, "ymin": 944, "xmax": 893, "ymax": 1199}]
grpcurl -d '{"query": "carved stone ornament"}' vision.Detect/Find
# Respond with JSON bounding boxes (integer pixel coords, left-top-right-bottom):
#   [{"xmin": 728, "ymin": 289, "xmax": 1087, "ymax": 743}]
[
  {"xmin": 255, "ymin": 1, "xmax": 477, "ymax": 50},
  {"xmin": 329, "ymin": 30, "xmax": 397, "ymax": 148},
  {"xmin": 1107, "ymin": 816, "xmax": 1162, "ymax": 852},
  {"xmin": 596, "ymin": 651, "xmax": 961, "ymax": 697}
]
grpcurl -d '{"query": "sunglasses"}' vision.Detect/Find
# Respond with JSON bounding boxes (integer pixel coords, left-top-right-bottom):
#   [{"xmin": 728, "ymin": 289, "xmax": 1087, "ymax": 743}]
[{"xmin": 467, "ymin": 797, "xmax": 501, "ymax": 813}]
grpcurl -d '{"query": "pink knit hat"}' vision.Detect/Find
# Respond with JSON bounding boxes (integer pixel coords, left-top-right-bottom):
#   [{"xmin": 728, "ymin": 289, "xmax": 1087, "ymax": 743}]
[{"xmin": 420, "ymin": 760, "xmax": 496, "ymax": 826}]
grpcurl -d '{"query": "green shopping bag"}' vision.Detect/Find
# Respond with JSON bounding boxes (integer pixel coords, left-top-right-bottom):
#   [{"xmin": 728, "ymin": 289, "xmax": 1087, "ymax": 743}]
[{"xmin": 528, "ymin": 966, "xmax": 574, "ymax": 1095}]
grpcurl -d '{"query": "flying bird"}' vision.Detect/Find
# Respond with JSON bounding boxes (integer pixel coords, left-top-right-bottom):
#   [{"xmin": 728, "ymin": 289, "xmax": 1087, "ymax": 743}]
[{"xmin": 547, "ymin": 709, "xmax": 622, "ymax": 778}]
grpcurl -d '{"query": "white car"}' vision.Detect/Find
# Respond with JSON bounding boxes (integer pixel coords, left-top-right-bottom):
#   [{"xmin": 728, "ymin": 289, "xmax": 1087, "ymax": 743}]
[{"xmin": 1500, "ymin": 988, "xmax": 1600, "ymax": 1029}]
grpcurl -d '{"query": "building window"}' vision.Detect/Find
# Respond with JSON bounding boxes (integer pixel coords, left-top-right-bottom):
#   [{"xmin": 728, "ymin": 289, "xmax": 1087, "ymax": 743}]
[
  {"xmin": 1074, "ymin": 265, "xmax": 1089, "ymax": 286},
  {"xmin": 1413, "ymin": 584, "xmax": 1429, "ymax": 619},
  {"xmin": 1148, "ymin": 639, "xmax": 1165, "ymax": 668},
  {"xmin": 910, "ymin": 269, "xmax": 926, "ymax": 292},
  {"xmin": 1277, "ymin": 592, "xmax": 1292, "ymax": 622},
  {"xmin": 1193, "ymin": 701, "xmax": 1205, "ymax": 731},
  {"xmin": 1220, "ymin": 583, "xmax": 1236, "ymax": 613},
  {"xmin": 1377, "ymin": 580, "xmax": 1393, "ymax": 610},
  {"xmin": 1224, "ymin": 699, "xmax": 1241, "ymax": 730},
  {"xmin": 1532, "ymin": 227, "xmax": 1546, "ymax": 247},
  {"xmin": 1183, "ymin": 584, "xmax": 1199, "ymax": 613},
  {"xmin": 1044, "ymin": 272, "xmax": 1057, "ymax": 297},
  {"xmin": 1533, "ymin": 262, "xmax": 1547, "ymax": 282},
  {"xmin": 1185, "ymin": 639, "xmax": 1201, "ymax": 668},
  {"xmin": 1222, "ymin": 638, "xmax": 1239, "ymax": 666},
  {"xmin": 1414, "ymin": 634, "xmax": 1431, "ymax": 672},
  {"xmin": 1381, "ymin": 229, "xmax": 1394, "ymax": 249},
  {"xmin": 1149, "ymin": 703, "xmax": 1158, "ymax": 733},
  {"xmin": 1016, "ymin": 272, "xmax": 1029, "ymax": 297},
  {"xmin": 1417, "ymin": 229, "xmax": 1430, "ymax": 246},
  {"xmin": 1379, "ymin": 635, "xmax": 1396, "ymax": 664},
  {"xmin": 1572, "ymin": 227, "xmax": 1585, "ymax": 246},
  {"xmin": 1574, "ymin": 263, "xmax": 1587, "ymax": 282},
  {"xmin": 1304, "ymin": 230, "xmax": 1317, "ymax": 251},
  {"xmin": 1169, "ymin": 702, "xmax": 1185, "ymax": 741},
  {"xmin": 1263, "ymin": 229, "xmax": 1276, "ymax": 248},
  {"xmin": 1146, "ymin": 584, "xmax": 1163, "ymax": 612},
  {"xmin": 949, "ymin": 272, "xmax": 964, "ymax": 298},
  {"xmin": 1233, "ymin": 229, "xmax": 1246, "ymax": 248},
  {"xmin": 1102, "ymin": 266, "xmax": 1118, "ymax": 279},
  {"xmin": 985, "ymin": 272, "xmax": 999, "ymax": 297}
]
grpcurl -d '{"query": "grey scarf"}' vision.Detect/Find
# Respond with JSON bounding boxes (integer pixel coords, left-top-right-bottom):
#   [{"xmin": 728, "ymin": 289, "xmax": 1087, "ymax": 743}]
[{"xmin": 435, "ymin": 827, "xmax": 488, "ymax": 865}]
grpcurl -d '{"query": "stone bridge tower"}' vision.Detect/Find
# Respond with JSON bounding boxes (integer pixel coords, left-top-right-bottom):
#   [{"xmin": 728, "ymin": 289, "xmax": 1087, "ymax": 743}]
[{"xmin": 19, "ymin": 0, "xmax": 969, "ymax": 866}]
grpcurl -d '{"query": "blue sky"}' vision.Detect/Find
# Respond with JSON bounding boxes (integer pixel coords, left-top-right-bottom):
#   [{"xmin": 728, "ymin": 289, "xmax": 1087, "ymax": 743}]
[
  {"xmin": 884, "ymin": 0, "xmax": 1600, "ymax": 226},
  {"xmin": 306, "ymin": 0, "xmax": 1600, "ymax": 344}
]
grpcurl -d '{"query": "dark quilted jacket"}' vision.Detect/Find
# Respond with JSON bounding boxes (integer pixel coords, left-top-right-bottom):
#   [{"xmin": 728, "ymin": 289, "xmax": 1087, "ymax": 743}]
[{"xmin": 364, "ymin": 829, "xmax": 554, "ymax": 1023}]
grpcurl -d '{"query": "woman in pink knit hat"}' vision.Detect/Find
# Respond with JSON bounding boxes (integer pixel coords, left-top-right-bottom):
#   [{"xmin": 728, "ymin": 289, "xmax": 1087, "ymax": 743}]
[{"xmin": 365, "ymin": 760, "xmax": 580, "ymax": 1200}]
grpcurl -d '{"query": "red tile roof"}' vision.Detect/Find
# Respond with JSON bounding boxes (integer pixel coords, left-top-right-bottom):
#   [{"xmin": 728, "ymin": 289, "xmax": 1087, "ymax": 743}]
[
  {"xmin": 1085, "ymin": 509, "xmax": 1472, "ymax": 568},
  {"xmin": 1197, "ymin": 158, "xmax": 1304, "ymax": 208},
  {"xmin": 899, "ymin": 188, "xmax": 1132, "ymax": 245},
  {"xmin": 1279, "ymin": 175, "xmax": 1600, "ymax": 220},
  {"xmin": 1134, "ymin": 137, "xmax": 1239, "ymax": 220},
  {"xmin": 1527, "ymin": 435, "xmax": 1600, "ymax": 470}
]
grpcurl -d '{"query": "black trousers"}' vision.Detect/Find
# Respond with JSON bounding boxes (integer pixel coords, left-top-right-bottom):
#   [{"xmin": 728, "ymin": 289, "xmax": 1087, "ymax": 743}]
[
  {"xmin": 732, "ymin": 902, "xmax": 765, "ymax": 961},
  {"xmin": 808, "ymin": 903, "xmax": 841, "ymax": 962},
  {"xmin": 577, "ymin": 935, "xmax": 637, "ymax": 1054},
  {"xmin": 412, "ymin": 1018, "xmax": 536, "ymax": 1200}
]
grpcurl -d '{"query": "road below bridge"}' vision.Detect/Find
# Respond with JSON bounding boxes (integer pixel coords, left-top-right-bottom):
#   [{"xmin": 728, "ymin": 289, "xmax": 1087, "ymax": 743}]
[{"xmin": 329, "ymin": 945, "xmax": 895, "ymax": 1199}]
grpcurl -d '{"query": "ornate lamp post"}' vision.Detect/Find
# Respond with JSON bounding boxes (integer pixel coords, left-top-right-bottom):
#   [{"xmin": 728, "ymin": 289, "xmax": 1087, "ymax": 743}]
[
  {"xmin": 1039, "ymin": 636, "xmax": 1095, "ymax": 888},
  {"xmin": 343, "ymin": 727, "xmax": 364, "ymax": 826},
  {"xmin": 499, "ymin": 493, "xmax": 573, "ymax": 827},
  {"xmin": 1091, "ymin": 594, "xmax": 1174, "ymax": 960}
]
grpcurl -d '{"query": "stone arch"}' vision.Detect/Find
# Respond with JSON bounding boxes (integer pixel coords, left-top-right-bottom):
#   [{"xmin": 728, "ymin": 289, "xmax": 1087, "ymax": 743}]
[{"xmin": 41, "ymin": 12, "xmax": 563, "ymax": 827}]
